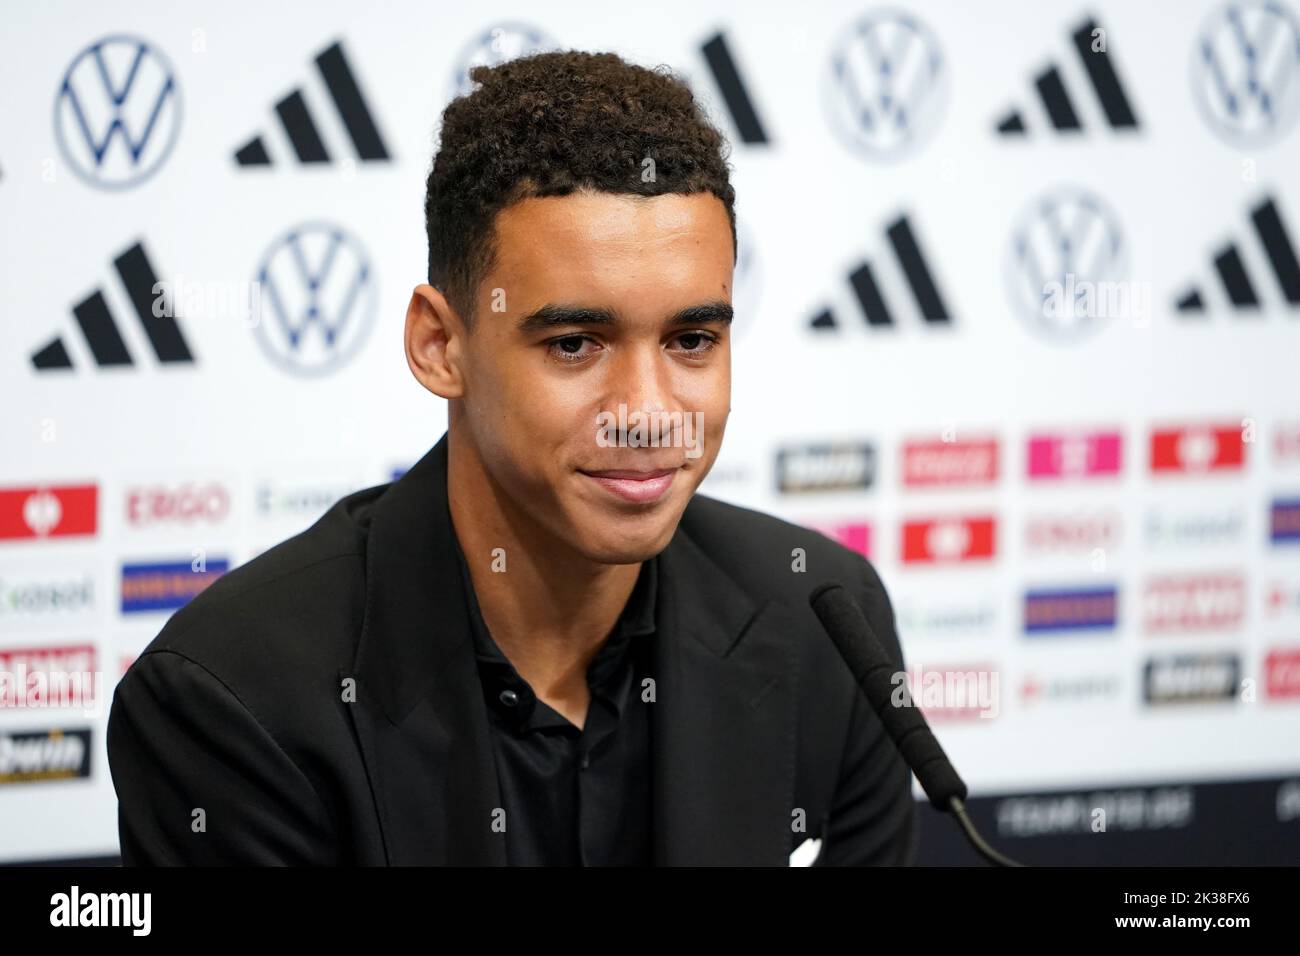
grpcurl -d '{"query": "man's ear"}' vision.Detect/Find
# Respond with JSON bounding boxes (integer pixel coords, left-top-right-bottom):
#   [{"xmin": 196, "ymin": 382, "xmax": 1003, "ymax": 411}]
[{"xmin": 405, "ymin": 283, "xmax": 466, "ymax": 398}]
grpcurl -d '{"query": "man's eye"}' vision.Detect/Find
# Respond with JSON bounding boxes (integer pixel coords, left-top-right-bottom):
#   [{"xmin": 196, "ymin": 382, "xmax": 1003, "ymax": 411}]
[
  {"xmin": 547, "ymin": 335, "xmax": 597, "ymax": 362},
  {"xmin": 673, "ymin": 331, "xmax": 719, "ymax": 353}
]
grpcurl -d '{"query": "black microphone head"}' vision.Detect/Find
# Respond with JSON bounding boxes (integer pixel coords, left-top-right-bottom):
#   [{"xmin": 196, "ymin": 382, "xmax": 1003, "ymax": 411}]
[
  {"xmin": 809, "ymin": 582, "xmax": 891, "ymax": 685},
  {"xmin": 807, "ymin": 581, "xmax": 846, "ymax": 606},
  {"xmin": 808, "ymin": 580, "xmax": 969, "ymax": 811}
]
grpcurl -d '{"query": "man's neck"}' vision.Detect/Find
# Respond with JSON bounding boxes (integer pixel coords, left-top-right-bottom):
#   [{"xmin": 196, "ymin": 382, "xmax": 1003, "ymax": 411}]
[{"xmin": 446, "ymin": 430, "xmax": 642, "ymax": 725}]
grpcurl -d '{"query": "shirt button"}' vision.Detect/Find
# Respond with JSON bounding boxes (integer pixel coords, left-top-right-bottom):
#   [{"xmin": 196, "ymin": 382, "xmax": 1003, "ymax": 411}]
[
  {"xmin": 580, "ymin": 754, "xmax": 591, "ymax": 770},
  {"xmin": 498, "ymin": 689, "xmax": 519, "ymax": 707}
]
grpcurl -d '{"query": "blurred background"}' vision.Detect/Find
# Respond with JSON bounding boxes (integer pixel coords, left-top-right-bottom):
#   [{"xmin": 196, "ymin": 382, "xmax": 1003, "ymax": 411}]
[{"xmin": 1, "ymin": 0, "xmax": 1298, "ymax": 864}]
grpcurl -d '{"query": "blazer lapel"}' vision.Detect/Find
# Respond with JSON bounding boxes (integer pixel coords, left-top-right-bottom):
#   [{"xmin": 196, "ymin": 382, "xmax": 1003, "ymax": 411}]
[
  {"xmin": 651, "ymin": 530, "xmax": 802, "ymax": 866},
  {"xmin": 344, "ymin": 434, "xmax": 506, "ymax": 865}
]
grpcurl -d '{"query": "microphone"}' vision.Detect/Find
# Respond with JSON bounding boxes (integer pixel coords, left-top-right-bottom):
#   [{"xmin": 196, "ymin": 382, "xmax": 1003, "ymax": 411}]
[{"xmin": 809, "ymin": 581, "xmax": 1024, "ymax": 867}]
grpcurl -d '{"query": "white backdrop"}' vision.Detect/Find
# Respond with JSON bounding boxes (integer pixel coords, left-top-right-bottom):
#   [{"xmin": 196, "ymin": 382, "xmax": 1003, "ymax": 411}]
[{"xmin": 2, "ymin": 0, "xmax": 1299, "ymax": 862}]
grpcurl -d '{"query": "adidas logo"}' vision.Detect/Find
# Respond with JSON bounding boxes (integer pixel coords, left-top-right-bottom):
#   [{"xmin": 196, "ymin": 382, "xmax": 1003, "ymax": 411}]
[
  {"xmin": 1175, "ymin": 194, "xmax": 1300, "ymax": 313},
  {"xmin": 995, "ymin": 16, "xmax": 1139, "ymax": 135},
  {"xmin": 699, "ymin": 32, "xmax": 769, "ymax": 145},
  {"xmin": 234, "ymin": 39, "xmax": 390, "ymax": 167},
  {"xmin": 809, "ymin": 213, "xmax": 952, "ymax": 330},
  {"xmin": 31, "ymin": 241, "xmax": 194, "ymax": 372}
]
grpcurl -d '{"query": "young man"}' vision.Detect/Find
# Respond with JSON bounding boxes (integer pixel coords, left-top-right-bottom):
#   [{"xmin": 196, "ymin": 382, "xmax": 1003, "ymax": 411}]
[{"xmin": 107, "ymin": 50, "xmax": 917, "ymax": 866}]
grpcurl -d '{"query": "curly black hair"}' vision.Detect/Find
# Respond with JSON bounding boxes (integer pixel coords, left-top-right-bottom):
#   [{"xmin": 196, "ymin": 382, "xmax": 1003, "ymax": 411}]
[{"xmin": 424, "ymin": 50, "xmax": 737, "ymax": 325}]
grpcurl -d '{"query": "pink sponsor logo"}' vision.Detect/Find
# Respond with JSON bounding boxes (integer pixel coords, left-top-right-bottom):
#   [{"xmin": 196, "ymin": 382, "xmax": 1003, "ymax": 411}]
[
  {"xmin": 1265, "ymin": 649, "xmax": 1300, "ymax": 699},
  {"xmin": 802, "ymin": 520, "xmax": 871, "ymax": 558},
  {"xmin": 1026, "ymin": 430, "xmax": 1122, "ymax": 480}
]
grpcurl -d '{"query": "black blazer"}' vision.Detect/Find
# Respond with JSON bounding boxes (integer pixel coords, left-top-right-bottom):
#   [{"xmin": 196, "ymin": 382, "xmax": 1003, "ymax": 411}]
[{"xmin": 107, "ymin": 433, "xmax": 918, "ymax": 865}]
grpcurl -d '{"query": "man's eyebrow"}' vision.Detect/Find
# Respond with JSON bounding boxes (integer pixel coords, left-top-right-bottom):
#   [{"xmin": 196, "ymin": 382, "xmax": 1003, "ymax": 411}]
[
  {"xmin": 516, "ymin": 300, "xmax": 733, "ymax": 333},
  {"xmin": 668, "ymin": 301, "xmax": 733, "ymax": 327}
]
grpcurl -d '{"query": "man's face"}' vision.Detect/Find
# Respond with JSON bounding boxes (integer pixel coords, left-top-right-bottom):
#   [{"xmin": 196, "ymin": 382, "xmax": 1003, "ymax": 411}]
[{"xmin": 455, "ymin": 190, "xmax": 733, "ymax": 565}]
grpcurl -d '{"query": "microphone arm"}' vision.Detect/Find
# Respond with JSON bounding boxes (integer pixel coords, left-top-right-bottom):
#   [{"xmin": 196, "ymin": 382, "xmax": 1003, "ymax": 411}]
[{"xmin": 809, "ymin": 581, "xmax": 1025, "ymax": 867}]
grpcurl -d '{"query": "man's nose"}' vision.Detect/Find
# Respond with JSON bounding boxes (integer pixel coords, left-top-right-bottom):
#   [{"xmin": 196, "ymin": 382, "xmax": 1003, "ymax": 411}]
[{"xmin": 611, "ymin": 343, "xmax": 672, "ymax": 416}]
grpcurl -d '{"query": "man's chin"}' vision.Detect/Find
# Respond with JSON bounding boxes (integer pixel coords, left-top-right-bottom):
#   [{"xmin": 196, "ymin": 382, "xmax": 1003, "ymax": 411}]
[{"xmin": 565, "ymin": 520, "xmax": 679, "ymax": 566}]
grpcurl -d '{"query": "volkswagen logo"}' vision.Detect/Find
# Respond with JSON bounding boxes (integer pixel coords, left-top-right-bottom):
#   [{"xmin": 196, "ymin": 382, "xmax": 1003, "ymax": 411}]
[
  {"xmin": 1005, "ymin": 188, "xmax": 1127, "ymax": 340},
  {"xmin": 449, "ymin": 23, "xmax": 559, "ymax": 102},
  {"xmin": 1191, "ymin": 0, "xmax": 1300, "ymax": 146},
  {"xmin": 823, "ymin": 9, "xmax": 948, "ymax": 161},
  {"xmin": 252, "ymin": 223, "xmax": 377, "ymax": 376},
  {"xmin": 54, "ymin": 35, "xmax": 182, "ymax": 190}
]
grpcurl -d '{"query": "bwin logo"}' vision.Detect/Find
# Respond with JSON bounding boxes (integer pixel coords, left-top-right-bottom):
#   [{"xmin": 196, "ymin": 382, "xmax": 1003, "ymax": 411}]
[
  {"xmin": 54, "ymin": 35, "xmax": 182, "ymax": 190},
  {"xmin": 252, "ymin": 223, "xmax": 376, "ymax": 376},
  {"xmin": 1006, "ymin": 188, "xmax": 1127, "ymax": 340},
  {"xmin": 1192, "ymin": 0, "xmax": 1300, "ymax": 146},
  {"xmin": 449, "ymin": 23, "xmax": 559, "ymax": 102},
  {"xmin": 823, "ymin": 9, "xmax": 948, "ymax": 161}
]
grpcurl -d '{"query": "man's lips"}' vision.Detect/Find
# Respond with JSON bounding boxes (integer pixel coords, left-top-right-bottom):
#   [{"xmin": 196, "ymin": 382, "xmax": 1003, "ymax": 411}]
[{"xmin": 579, "ymin": 467, "xmax": 679, "ymax": 504}]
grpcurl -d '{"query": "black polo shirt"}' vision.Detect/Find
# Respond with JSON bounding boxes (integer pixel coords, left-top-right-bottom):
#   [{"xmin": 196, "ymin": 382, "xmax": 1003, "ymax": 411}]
[{"xmin": 452, "ymin": 539, "xmax": 657, "ymax": 866}]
